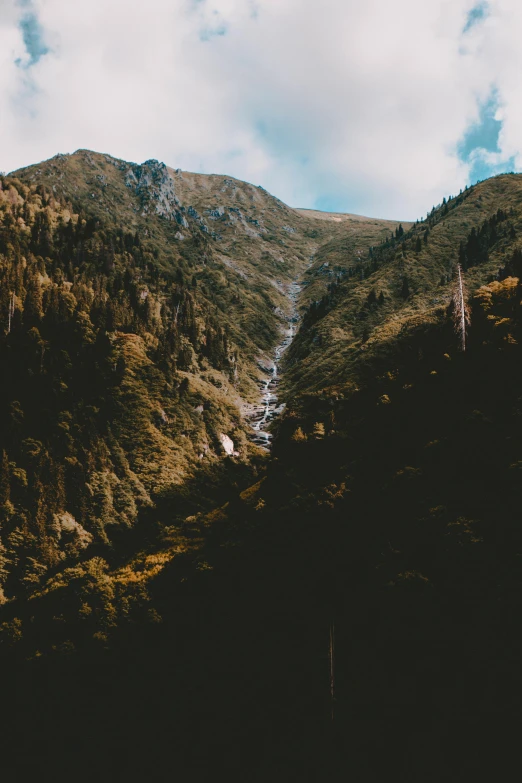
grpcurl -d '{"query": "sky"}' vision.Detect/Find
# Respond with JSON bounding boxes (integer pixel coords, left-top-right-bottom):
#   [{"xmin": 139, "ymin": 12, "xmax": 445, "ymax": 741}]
[{"xmin": 0, "ymin": 0, "xmax": 521, "ymax": 219}]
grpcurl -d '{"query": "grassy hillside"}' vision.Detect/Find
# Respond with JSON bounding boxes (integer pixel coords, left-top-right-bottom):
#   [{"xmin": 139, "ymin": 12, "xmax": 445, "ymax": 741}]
[
  {"xmin": 13, "ymin": 150, "xmax": 316, "ymax": 392},
  {"xmin": 284, "ymin": 174, "xmax": 522, "ymax": 398},
  {"xmin": 296, "ymin": 207, "xmax": 406, "ymax": 303}
]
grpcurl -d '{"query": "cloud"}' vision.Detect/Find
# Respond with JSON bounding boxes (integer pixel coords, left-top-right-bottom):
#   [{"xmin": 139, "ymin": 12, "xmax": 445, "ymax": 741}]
[{"xmin": 0, "ymin": 0, "xmax": 520, "ymax": 218}]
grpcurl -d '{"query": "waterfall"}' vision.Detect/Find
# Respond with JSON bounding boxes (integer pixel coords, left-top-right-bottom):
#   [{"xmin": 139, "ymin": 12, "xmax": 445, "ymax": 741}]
[{"xmin": 249, "ymin": 280, "xmax": 301, "ymax": 448}]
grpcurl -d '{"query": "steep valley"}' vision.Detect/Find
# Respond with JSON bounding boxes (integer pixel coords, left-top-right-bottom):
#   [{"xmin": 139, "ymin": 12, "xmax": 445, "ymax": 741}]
[{"xmin": 2, "ymin": 152, "xmax": 522, "ymax": 780}]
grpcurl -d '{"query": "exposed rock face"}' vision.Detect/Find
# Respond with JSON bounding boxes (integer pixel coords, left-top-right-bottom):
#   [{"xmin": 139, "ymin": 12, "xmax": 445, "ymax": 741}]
[
  {"xmin": 125, "ymin": 159, "xmax": 188, "ymax": 225},
  {"xmin": 219, "ymin": 433, "xmax": 238, "ymax": 456},
  {"xmin": 185, "ymin": 204, "xmax": 212, "ymax": 234},
  {"xmin": 206, "ymin": 207, "xmax": 225, "ymax": 219},
  {"xmin": 176, "ymin": 211, "xmax": 189, "ymax": 228},
  {"xmin": 53, "ymin": 512, "xmax": 94, "ymax": 555}
]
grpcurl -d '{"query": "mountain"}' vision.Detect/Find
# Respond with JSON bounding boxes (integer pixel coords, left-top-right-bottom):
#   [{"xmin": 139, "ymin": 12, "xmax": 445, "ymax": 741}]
[
  {"xmin": 2, "ymin": 152, "xmax": 522, "ymax": 781},
  {"xmin": 0, "ymin": 149, "xmax": 396, "ymax": 609}
]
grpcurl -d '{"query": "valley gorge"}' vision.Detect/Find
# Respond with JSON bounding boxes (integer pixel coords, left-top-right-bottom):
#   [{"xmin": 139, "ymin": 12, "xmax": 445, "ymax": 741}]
[
  {"xmin": 248, "ymin": 277, "xmax": 302, "ymax": 447},
  {"xmin": 2, "ymin": 151, "xmax": 522, "ymax": 781}
]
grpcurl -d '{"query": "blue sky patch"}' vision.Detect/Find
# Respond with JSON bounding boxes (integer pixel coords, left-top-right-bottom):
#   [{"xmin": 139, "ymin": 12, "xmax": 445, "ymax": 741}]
[
  {"xmin": 199, "ymin": 24, "xmax": 227, "ymax": 42},
  {"xmin": 467, "ymin": 151, "xmax": 516, "ymax": 184},
  {"xmin": 314, "ymin": 194, "xmax": 347, "ymax": 213},
  {"xmin": 463, "ymin": 2, "xmax": 489, "ymax": 34},
  {"xmin": 457, "ymin": 89, "xmax": 516, "ymax": 183},
  {"xmin": 199, "ymin": 7, "xmax": 228, "ymax": 42},
  {"xmin": 17, "ymin": 9, "xmax": 49, "ymax": 67},
  {"xmin": 458, "ymin": 90, "xmax": 501, "ymax": 158}
]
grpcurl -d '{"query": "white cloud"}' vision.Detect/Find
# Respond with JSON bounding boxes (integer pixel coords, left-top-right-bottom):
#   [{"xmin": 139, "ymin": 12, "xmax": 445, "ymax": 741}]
[{"xmin": 0, "ymin": 0, "xmax": 521, "ymax": 218}]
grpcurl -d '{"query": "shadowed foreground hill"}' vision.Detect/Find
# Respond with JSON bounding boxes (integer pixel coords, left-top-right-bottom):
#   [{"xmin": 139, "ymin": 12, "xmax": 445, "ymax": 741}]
[{"xmin": 3, "ymin": 273, "xmax": 522, "ymax": 783}]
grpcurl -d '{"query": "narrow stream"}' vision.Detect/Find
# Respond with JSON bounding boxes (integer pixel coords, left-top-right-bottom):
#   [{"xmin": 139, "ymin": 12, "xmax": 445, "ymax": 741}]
[{"xmin": 248, "ymin": 280, "xmax": 301, "ymax": 448}]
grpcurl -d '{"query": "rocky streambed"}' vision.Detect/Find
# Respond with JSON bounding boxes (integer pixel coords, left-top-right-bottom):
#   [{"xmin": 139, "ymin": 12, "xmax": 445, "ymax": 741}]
[{"xmin": 248, "ymin": 280, "xmax": 301, "ymax": 448}]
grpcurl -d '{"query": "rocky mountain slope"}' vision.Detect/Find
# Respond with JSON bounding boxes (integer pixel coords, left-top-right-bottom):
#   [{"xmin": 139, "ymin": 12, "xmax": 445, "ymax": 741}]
[{"xmin": 0, "ymin": 149, "xmax": 394, "ymax": 610}]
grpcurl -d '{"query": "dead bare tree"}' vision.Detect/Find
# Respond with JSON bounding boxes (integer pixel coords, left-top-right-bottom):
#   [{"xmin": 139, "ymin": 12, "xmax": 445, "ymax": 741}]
[
  {"xmin": 453, "ymin": 264, "xmax": 470, "ymax": 351},
  {"xmin": 7, "ymin": 292, "xmax": 15, "ymax": 334}
]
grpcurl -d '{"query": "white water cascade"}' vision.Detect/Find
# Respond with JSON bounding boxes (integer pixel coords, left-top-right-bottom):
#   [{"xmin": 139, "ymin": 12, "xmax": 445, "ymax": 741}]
[{"xmin": 248, "ymin": 280, "xmax": 301, "ymax": 448}]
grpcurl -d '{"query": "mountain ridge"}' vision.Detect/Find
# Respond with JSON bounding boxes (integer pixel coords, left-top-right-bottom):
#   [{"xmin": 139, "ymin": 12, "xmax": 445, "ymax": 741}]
[{"xmin": 10, "ymin": 148, "xmax": 402, "ymax": 224}]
